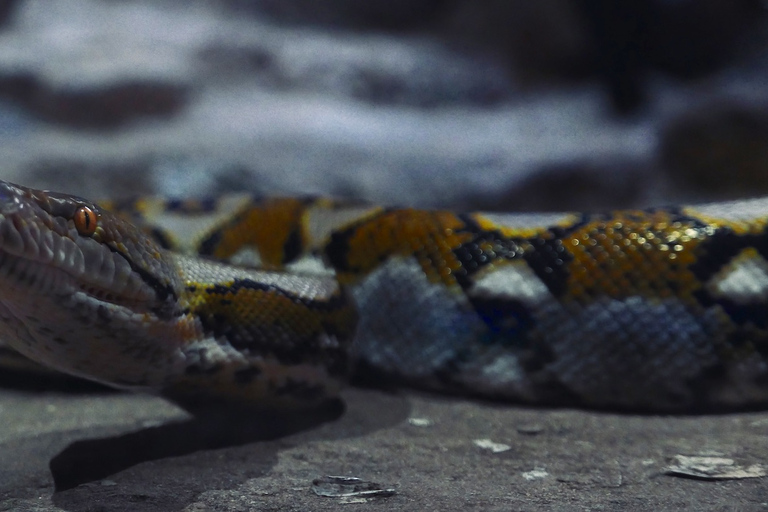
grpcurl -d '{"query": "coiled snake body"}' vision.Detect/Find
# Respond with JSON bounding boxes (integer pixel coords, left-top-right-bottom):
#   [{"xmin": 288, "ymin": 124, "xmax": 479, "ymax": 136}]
[{"xmin": 1, "ymin": 180, "xmax": 768, "ymax": 413}]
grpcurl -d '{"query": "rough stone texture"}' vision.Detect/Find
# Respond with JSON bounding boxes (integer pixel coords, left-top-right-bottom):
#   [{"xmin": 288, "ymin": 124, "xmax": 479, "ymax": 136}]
[
  {"xmin": 570, "ymin": 0, "xmax": 765, "ymax": 112},
  {"xmin": 2, "ymin": 1, "xmax": 768, "ymax": 510},
  {"xmin": 661, "ymin": 100, "xmax": 768, "ymax": 200},
  {"xmin": 0, "ymin": 0, "xmax": 19, "ymax": 27},
  {"xmin": 222, "ymin": 0, "xmax": 449, "ymax": 30},
  {"xmin": 0, "ymin": 0, "xmax": 763, "ymax": 210},
  {"xmin": 440, "ymin": 0, "xmax": 593, "ymax": 83},
  {"xmin": 3, "ymin": 388, "xmax": 768, "ymax": 511}
]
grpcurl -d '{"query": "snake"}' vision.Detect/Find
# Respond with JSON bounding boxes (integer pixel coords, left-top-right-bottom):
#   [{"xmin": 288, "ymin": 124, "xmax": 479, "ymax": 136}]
[{"xmin": 1, "ymin": 179, "xmax": 768, "ymax": 414}]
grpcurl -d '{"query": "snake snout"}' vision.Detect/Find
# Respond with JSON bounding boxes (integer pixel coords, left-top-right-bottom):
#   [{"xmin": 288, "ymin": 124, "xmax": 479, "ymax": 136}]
[{"xmin": 0, "ymin": 183, "xmax": 25, "ymax": 216}]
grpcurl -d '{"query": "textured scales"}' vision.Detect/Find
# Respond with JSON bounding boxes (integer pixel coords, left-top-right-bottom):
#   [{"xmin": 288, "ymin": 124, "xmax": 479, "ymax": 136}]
[{"xmin": 1, "ymin": 181, "xmax": 768, "ymax": 413}]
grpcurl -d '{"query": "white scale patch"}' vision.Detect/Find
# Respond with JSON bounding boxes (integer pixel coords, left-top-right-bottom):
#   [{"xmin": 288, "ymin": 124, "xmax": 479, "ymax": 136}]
[
  {"xmin": 473, "ymin": 211, "xmax": 578, "ymax": 230},
  {"xmin": 228, "ymin": 247, "xmax": 263, "ymax": 268},
  {"xmin": 173, "ymin": 254, "xmax": 341, "ymax": 301},
  {"xmin": 144, "ymin": 194, "xmax": 254, "ymax": 251},
  {"xmin": 706, "ymin": 248, "xmax": 768, "ymax": 304},
  {"xmin": 350, "ymin": 256, "xmax": 485, "ymax": 378},
  {"xmin": 351, "ymin": 256, "xmax": 535, "ymax": 394},
  {"xmin": 476, "ymin": 354, "xmax": 525, "ymax": 385},
  {"xmin": 455, "ymin": 262, "xmax": 554, "ymax": 398},
  {"xmin": 305, "ymin": 203, "xmax": 382, "ymax": 248},
  {"xmin": 453, "ymin": 351, "xmax": 533, "ymax": 399},
  {"xmin": 285, "ymin": 254, "xmax": 337, "ymax": 277},
  {"xmin": 684, "ymin": 197, "xmax": 768, "ymax": 223},
  {"xmin": 470, "ymin": 261, "xmax": 553, "ymax": 306}
]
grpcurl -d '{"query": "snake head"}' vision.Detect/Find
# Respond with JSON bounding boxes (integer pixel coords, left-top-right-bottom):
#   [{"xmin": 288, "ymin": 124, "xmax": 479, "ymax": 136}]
[{"xmin": 0, "ymin": 180, "xmax": 187, "ymax": 389}]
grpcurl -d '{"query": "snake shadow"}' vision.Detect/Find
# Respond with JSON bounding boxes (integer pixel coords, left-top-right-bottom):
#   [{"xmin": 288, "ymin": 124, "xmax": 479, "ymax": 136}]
[
  {"xmin": 49, "ymin": 400, "xmax": 343, "ymax": 492},
  {"xmin": 49, "ymin": 388, "xmax": 410, "ymax": 495}
]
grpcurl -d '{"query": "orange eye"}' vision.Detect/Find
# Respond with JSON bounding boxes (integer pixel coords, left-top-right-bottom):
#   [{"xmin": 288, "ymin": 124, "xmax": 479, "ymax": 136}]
[{"xmin": 74, "ymin": 206, "xmax": 98, "ymax": 236}]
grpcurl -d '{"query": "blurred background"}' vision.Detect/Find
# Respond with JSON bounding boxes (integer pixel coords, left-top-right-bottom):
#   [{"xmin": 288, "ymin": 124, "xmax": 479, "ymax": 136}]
[{"xmin": 0, "ymin": 0, "xmax": 767, "ymax": 211}]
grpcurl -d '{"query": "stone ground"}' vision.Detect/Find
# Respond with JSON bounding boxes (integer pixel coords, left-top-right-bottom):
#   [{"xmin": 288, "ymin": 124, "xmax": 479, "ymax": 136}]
[
  {"xmin": 2, "ymin": 1, "xmax": 768, "ymax": 510},
  {"xmin": 2, "ymin": 383, "xmax": 768, "ymax": 511}
]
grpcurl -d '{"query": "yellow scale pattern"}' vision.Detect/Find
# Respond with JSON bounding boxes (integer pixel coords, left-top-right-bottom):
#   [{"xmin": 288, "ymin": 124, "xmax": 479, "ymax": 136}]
[{"xmin": 565, "ymin": 212, "xmax": 708, "ymax": 302}]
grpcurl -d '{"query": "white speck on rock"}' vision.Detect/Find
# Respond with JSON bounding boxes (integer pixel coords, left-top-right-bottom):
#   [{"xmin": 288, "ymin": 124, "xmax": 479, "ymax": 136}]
[
  {"xmin": 408, "ymin": 417, "xmax": 433, "ymax": 427},
  {"xmin": 473, "ymin": 438, "xmax": 511, "ymax": 453},
  {"xmin": 665, "ymin": 455, "xmax": 766, "ymax": 480},
  {"xmin": 522, "ymin": 468, "xmax": 549, "ymax": 481}
]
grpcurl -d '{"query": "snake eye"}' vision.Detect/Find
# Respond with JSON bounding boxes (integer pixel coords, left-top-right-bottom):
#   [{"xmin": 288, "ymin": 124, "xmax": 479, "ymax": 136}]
[{"xmin": 74, "ymin": 206, "xmax": 98, "ymax": 236}]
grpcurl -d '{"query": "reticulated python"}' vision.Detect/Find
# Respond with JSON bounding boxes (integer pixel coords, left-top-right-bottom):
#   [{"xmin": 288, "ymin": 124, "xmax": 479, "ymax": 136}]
[{"xmin": 1, "ymin": 179, "xmax": 767, "ymax": 413}]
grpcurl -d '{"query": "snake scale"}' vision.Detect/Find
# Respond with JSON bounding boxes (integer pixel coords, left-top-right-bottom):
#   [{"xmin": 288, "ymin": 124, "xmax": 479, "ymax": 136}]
[{"xmin": 1, "ymin": 179, "xmax": 768, "ymax": 414}]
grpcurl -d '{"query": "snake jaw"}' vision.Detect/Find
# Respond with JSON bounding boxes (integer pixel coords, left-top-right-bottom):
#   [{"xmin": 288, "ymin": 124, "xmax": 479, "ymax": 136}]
[
  {"xmin": 0, "ymin": 244, "xmax": 189, "ymax": 389},
  {"xmin": 0, "ymin": 182, "xmax": 190, "ymax": 389}
]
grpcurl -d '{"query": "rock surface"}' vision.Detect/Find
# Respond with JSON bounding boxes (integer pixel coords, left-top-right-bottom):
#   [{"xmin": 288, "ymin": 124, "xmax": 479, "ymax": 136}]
[
  {"xmin": 3, "ymin": 388, "xmax": 768, "ymax": 511},
  {"xmin": 0, "ymin": 0, "xmax": 764, "ymax": 208}
]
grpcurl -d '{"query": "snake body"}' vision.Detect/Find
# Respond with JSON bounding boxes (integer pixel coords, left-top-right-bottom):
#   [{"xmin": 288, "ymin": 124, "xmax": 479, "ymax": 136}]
[{"xmin": 2, "ymin": 180, "xmax": 768, "ymax": 413}]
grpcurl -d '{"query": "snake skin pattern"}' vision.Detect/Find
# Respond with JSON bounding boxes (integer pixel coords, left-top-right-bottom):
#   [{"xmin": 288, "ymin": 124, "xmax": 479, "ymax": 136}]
[{"xmin": 1, "ymin": 180, "xmax": 768, "ymax": 413}]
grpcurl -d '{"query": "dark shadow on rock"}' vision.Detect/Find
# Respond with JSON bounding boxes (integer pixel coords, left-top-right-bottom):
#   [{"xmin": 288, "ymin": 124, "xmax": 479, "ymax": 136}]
[
  {"xmin": 50, "ymin": 434, "xmax": 284, "ymax": 512},
  {"xmin": 49, "ymin": 388, "xmax": 411, "ymax": 511},
  {"xmin": 316, "ymin": 387, "xmax": 411, "ymax": 441},
  {"xmin": 50, "ymin": 399, "xmax": 345, "ymax": 492},
  {"xmin": 0, "ymin": 368, "xmax": 115, "ymax": 395}
]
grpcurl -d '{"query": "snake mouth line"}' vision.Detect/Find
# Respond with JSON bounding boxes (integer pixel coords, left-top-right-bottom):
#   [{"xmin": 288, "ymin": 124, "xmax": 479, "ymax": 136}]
[
  {"xmin": 0, "ymin": 198, "xmax": 181, "ymax": 312},
  {"xmin": 0, "ymin": 243, "xmax": 153, "ymax": 314}
]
